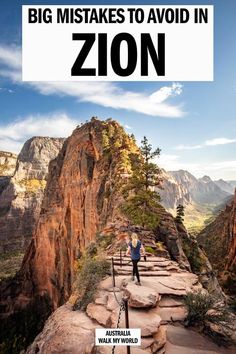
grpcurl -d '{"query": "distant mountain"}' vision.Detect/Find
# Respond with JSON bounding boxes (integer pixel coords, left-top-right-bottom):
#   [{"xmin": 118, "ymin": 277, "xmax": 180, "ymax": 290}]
[
  {"xmin": 158, "ymin": 169, "xmax": 192, "ymax": 209},
  {"xmin": 160, "ymin": 169, "xmax": 231, "ymax": 208},
  {"xmin": 228, "ymin": 180, "xmax": 236, "ymax": 188},
  {"xmin": 214, "ymin": 179, "xmax": 236, "ymax": 194},
  {"xmin": 158, "ymin": 170, "xmax": 232, "ymax": 233}
]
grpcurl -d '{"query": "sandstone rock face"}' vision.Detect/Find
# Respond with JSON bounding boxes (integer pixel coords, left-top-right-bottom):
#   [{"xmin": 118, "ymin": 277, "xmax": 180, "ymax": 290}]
[
  {"xmin": 197, "ymin": 190, "xmax": 236, "ymax": 294},
  {"xmin": 27, "ymin": 304, "xmax": 102, "ymax": 354},
  {"xmin": 86, "ymin": 303, "xmax": 112, "ymax": 326},
  {"xmin": 17, "ymin": 120, "xmax": 137, "ymax": 308},
  {"xmin": 176, "ymin": 222, "xmax": 224, "ymax": 298},
  {"xmin": 158, "ymin": 169, "xmax": 193, "ymax": 210},
  {"xmin": 124, "ymin": 283, "xmax": 160, "ymax": 308},
  {"xmin": 111, "ymin": 306, "xmax": 162, "ymax": 337},
  {"xmin": 160, "ymin": 170, "xmax": 230, "ymax": 208},
  {"xmin": 156, "ymin": 206, "xmax": 190, "ymax": 270},
  {"xmin": 25, "ymin": 233, "xmax": 235, "ymax": 354},
  {"xmin": 103, "ymin": 216, "xmax": 190, "ymax": 271},
  {"xmin": 158, "ymin": 169, "xmax": 232, "ymax": 233},
  {"xmin": 152, "ymin": 325, "xmax": 167, "ymax": 352},
  {"xmin": 156, "ymin": 306, "xmax": 187, "ymax": 323},
  {"xmin": 0, "ymin": 119, "xmax": 227, "ymax": 352},
  {"xmin": 0, "ymin": 151, "xmax": 17, "ymax": 194},
  {"xmin": 0, "ymin": 119, "xmax": 139, "ymax": 348},
  {"xmin": 0, "ymin": 137, "xmax": 65, "ymax": 253},
  {"xmin": 165, "ymin": 324, "xmax": 236, "ymax": 354},
  {"xmin": 27, "ymin": 270, "xmax": 235, "ymax": 354}
]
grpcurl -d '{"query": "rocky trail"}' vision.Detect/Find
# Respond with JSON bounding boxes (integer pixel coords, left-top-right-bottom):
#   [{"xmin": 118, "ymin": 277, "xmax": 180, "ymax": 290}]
[
  {"xmin": 110, "ymin": 253, "xmax": 185, "ymax": 277},
  {"xmin": 1, "ymin": 119, "xmax": 235, "ymax": 353},
  {"xmin": 27, "ymin": 252, "xmax": 236, "ymax": 354}
]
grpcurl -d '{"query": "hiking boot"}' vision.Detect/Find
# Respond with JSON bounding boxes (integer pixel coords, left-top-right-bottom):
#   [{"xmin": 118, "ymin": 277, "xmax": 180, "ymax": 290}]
[{"xmin": 135, "ymin": 281, "xmax": 141, "ymax": 286}]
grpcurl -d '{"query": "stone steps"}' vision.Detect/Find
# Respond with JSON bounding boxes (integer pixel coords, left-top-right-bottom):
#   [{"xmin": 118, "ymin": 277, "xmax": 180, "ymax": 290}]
[
  {"xmin": 90, "ymin": 275, "xmax": 236, "ymax": 353},
  {"xmin": 110, "ymin": 255, "xmax": 168, "ymax": 262},
  {"xmin": 116, "ymin": 270, "xmax": 171, "ymax": 276},
  {"xmin": 115, "ymin": 263, "xmax": 156, "ymax": 269},
  {"xmin": 113, "ymin": 263, "xmax": 179, "ymax": 270},
  {"xmin": 108, "ymin": 253, "xmax": 182, "ymax": 278}
]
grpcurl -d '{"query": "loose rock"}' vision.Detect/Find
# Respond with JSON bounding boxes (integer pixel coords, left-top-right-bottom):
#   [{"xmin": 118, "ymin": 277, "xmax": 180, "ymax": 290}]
[{"xmin": 124, "ymin": 283, "xmax": 160, "ymax": 308}]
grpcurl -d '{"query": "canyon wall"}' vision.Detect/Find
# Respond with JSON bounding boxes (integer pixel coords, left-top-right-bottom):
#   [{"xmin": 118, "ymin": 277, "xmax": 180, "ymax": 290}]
[
  {"xmin": 0, "ymin": 137, "xmax": 65, "ymax": 253},
  {"xmin": 198, "ymin": 190, "xmax": 236, "ymax": 294},
  {"xmin": 0, "ymin": 119, "xmax": 224, "ymax": 351}
]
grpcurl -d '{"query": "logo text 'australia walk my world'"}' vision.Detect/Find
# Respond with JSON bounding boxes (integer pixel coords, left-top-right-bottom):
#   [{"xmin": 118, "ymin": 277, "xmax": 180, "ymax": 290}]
[{"xmin": 22, "ymin": 5, "xmax": 214, "ymax": 81}]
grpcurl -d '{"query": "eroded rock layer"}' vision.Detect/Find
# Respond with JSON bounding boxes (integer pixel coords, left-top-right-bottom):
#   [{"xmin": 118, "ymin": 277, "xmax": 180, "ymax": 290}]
[
  {"xmin": 0, "ymin": 119, "xmax": 224, "ymax": 352},
  {"xmin": 0, "ymin": 137, "xmax": 65, "ymax": 253},
  {"xmin": 0, "ymin": 119, "xmax": 139, "ymax": 350},
  {"xmin": 197, "ymin": 190, "xmax": 236, "ymax": 294}
]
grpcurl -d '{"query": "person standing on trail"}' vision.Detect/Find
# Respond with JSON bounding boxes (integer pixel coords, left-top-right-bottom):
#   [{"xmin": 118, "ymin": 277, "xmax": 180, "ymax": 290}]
[{"xmin": 126, "ymin": 233, "xmax": 146, "ymax": 286}]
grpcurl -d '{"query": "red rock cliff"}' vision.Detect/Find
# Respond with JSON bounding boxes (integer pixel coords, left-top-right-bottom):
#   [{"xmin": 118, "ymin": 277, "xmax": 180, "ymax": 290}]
[
  {"xmin": 0, "ymin": 119, "xmax": 136, "ymax": 328},
  {"xmin": 197, "ymin": 189, "xmax": 236, "ymax": 294},
  {"xmin": 226, "ymin": 190, "xmax": 236, "ymax": 273},
  {"xmin": 0, "ymin": 119, "xmax": 129, "ymax": 350},
  {"xmin": 19, "ymin": 119, "xmax": 128, "ymax": 307},
  {"xmin": 0, "ymin": 118, "xmax": 215, "ymax": 351}
]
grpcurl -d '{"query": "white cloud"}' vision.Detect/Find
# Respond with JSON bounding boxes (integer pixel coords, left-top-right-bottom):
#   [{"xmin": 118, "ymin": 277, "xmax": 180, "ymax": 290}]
[
  {"xmin": 0, "ymin": 87, "xmax": 14, "ymax": 93},
  {"xmin": 150, "ymin": 83, "xmax": 182, "ymax": 103},
  {"xmin": 0, "ymin": 45, "xmax": 184, "ymax": 118},
  {"xmin": 157, "ymin": 153, "xmax": 236, "ymax": 179},
  {"xmin": 0, "ymin": 113, "xmax": 78, "ymax": 153},
  {"xmin": 209, "ymin": 160, "xmax": 236, "ymax": 171},
  {"xmin": 124, "ymin": 124, "xmax": 132, "ymax": 130},
  {"xmin": 158, "ymin": 153, "xmax": 179, "ymax": 165},
  {"xmin": 158, "ymin": 154, "xmax": 199, "ymax": 172},
  {"xmin": 0, "ymin": 45, "xmax": 21, "ymax": 70},
  {"xmin": 205, "ymin": 138, "xmax": 236, "ymax": 146},
  {"xmin": 175, "ymin": 137, "xmax": 236, "ymax": 150},
  {"xmin": 0, "ymin": 138, "xmax": 24, "ymax": 154},
  {"xmin": 175, "ymin": 144, "xmax": 202, "ymax": 150}
]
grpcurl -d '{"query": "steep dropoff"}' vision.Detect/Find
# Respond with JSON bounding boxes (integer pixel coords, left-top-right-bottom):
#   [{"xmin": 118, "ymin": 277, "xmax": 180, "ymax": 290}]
[
  {"xmin": 156, "ymin": 205, "xmax": 190, "ymax": 269},
  {"xmin": 158, "ymin": 169, "xmax": 232, "ymax": 233},
  {"xmin": 0, "ymin": 119, "xmax": 196, "ymax": 350},
  {"xmin": 0, "ymin": 137, "xmax": 65, "ymax": 254},
  {"xmin": 157, "ymin": 203, "xmax": 223, "ymax": 298},
  {"xmin": 0, "ymin": 119, "xmax": 139, "ymax": 348},
  {"xmin": 197, "ymin": 190, "xmax": 236, "ymax": 294},
  {"xmin": 0, "ymin": 119, "xmax": 225, "ymax": 351},
  {"xmin": 16, "ymin": 119, "xmax": 141, "ymax": 307}
]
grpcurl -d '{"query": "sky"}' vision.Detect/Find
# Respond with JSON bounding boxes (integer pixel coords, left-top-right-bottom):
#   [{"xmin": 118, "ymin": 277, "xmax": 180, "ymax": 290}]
[{"xmin": 0, "ymin": 0, "xmax": 236, "ymax": 180}]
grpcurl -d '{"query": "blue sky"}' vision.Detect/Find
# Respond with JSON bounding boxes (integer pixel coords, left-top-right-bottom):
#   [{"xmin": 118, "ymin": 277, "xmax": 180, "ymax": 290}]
[{"xmin": 0, "ymin": 0, "xmax": 236, "ymax": 180}]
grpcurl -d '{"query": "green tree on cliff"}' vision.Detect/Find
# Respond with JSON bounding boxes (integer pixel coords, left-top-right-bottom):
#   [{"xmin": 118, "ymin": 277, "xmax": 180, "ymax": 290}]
[
  {"xmin": 122, "ymin": 136, "xmax": 162, "ymax": 229},
  {"xmin": 175, "ymin": 204, "xmax": 185, "ymax": 224}
]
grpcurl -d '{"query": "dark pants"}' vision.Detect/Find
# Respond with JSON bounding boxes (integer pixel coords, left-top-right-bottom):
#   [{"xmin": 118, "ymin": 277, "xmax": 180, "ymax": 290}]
[{"xmin": 132, "ymin": 258, "xmax": 140, "ymax": 282}]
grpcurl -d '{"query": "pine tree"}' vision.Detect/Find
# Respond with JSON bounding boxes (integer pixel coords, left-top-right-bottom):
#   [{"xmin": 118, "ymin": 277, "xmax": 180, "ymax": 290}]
[
  {"xmin": 175, "ymin": 204, "xmax": 185, "ymax": 224},
  {"xmin": 130, "ymin": 133, "xmax": 136, "ymax": 143},
  {"xmin": 122, "ymin": 136, "xmax": 161, "ymax": 229}
]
